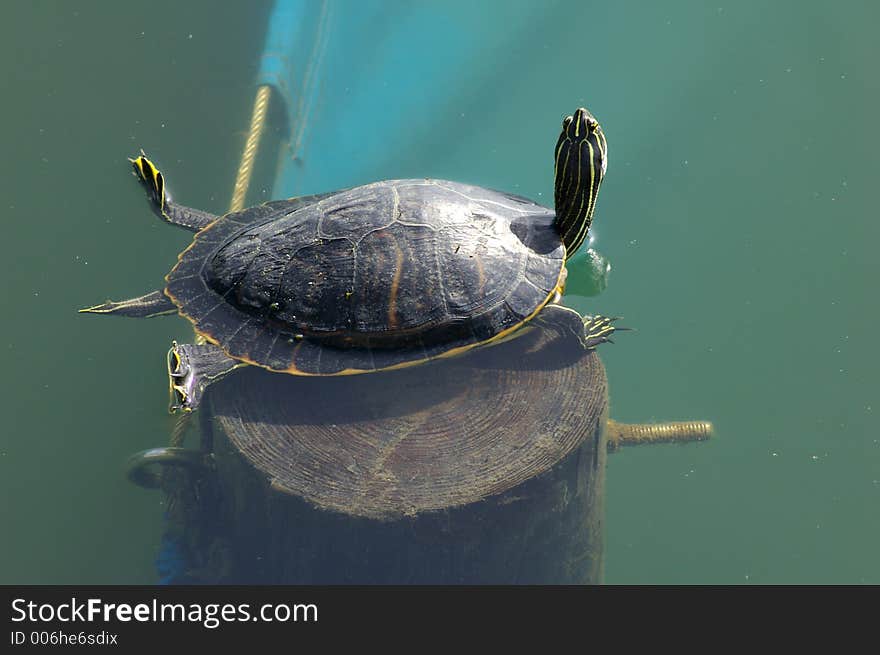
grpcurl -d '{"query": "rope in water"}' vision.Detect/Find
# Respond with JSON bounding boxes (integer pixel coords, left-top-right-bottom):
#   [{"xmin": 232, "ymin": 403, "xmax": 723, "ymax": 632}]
[
  {"xmin": 148, "ymin": 80, "xmax": 714, "ymax": 581},
  {"xmin": 229, "ymin": 85, "xmax": 273, "ymax": 212},
  {"xmin": 152, "ymin": 85, "xmax": 276, "ymax": 583},
  {"xmin": 168, "ymin": 83, "xmax": 274, "ymax": 452}
]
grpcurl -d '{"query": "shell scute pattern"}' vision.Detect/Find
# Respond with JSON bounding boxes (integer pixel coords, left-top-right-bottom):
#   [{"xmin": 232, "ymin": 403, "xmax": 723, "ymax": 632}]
[{"xmin": 167, "ymin": 180, "xmax": 564, "ymax": 372}]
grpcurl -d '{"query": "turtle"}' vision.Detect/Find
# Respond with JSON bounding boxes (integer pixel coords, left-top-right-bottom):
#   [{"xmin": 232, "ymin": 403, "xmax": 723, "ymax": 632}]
[{"xmin": 82, "ymin": 107, "xmax": 617, "ymax": 412}]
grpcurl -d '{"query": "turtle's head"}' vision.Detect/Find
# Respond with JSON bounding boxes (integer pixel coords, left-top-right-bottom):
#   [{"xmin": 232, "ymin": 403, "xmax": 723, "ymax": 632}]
[{"xmin": 553, "ymin": 107, "xmax": 608, "ymax": 258}]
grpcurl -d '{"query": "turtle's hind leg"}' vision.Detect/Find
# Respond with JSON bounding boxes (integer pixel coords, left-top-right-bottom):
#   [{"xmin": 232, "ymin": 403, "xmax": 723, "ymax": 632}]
[
  {"xmin": 79, "ymin": 289, "xmax": 176, "ymax": 318},
  {"xmin": 168, "ymin": 341, "xmax": 244, "ymax": 413},
  {"xmin": 536, "ymin": 304, "xmax": 626, "ymax": 349},
  {"xmin": 130, "ymin": 152, "xmax": 217, "ymax": 232}
]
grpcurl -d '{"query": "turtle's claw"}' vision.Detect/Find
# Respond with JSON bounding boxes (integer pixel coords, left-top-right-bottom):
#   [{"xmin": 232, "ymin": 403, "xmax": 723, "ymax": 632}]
[
  {"xmin": 581, "ymin": 315, "xmax": 628, "ymax": 350},
  {"xmin": 164, "ymin": 341, "xmax": 243, "ymax": 413}
]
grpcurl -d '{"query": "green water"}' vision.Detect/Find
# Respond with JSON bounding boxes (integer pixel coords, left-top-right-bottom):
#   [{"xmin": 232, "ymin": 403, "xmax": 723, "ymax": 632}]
[{"xmin": 1, "ymin": 0, "xmax": 877, "ymax": 584}]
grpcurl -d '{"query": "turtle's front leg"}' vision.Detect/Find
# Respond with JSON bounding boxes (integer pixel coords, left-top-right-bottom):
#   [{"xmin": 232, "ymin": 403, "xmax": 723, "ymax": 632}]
[
  {"xmin": 130, "ymin": 152, "xmax": 218, "ymax": 232},
  {"xmin": 535, "ymin": 304, "xmax": 624, "ymax": 349},
  {"xmin": 167, "ymin": 341, "xmax": 244, "ymax": 413}
]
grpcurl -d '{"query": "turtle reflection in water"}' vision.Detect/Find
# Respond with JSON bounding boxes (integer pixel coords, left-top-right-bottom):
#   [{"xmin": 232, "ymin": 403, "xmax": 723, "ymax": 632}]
[{"xmin": 82, "ymin": 108, "xmax": 618, "ymax": 412}]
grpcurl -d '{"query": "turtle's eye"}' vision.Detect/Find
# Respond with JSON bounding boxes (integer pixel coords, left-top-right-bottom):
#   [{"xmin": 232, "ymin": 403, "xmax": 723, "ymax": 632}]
[{"xmin": 568, "ymin": 107, "xmax": 600, "ymax": 139}]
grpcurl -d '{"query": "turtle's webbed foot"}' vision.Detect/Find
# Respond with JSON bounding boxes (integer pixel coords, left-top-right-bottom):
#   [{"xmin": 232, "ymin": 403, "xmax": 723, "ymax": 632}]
[
  {"xmin": 128, "ymin": 151, "xmax": 217, "ymax": 231},
  {"xmin": 129, "ymin": 151, "xmax": 169, "ymax": 219},
  {"xmin": 167, "ymin": 341, "xmax": 242, "ymax": 413},
  {"xmin": 535, "ymin": 304, "xmax": 627, "ymax": 350},
  {"xmin": 581, "ymin": 315, "xmax": 628, "ymax": 349}
]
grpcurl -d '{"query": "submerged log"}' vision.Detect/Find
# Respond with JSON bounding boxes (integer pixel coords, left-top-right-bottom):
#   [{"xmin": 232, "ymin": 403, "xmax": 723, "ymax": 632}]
[{"xmin": 201, "ymin": 329, "xmax": 609, "ymax": 584}]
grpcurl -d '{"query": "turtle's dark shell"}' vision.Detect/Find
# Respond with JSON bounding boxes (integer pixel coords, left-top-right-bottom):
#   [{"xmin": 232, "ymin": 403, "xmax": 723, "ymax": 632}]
[{"xmin": 165, "ymin": 179, "xmax": 565, "ymax": 375}]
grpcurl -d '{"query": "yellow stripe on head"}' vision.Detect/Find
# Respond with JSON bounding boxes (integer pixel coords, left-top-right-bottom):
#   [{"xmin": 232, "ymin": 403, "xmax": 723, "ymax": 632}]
[{"xmin": 553, "ymin": 108, "xmax": 607, "ymax": 258}]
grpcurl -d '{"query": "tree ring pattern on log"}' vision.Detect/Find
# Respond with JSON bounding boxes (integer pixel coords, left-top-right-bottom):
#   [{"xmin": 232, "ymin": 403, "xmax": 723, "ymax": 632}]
[{"xmin": 208, "ymin": 331, "xmax": 607, "ymax": 519}]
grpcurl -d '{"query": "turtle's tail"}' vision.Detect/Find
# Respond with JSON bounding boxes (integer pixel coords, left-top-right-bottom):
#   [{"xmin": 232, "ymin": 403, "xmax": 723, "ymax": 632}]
[{"xmin": 79, "ymin": 290, "xmax": 176, "ymax": 318}]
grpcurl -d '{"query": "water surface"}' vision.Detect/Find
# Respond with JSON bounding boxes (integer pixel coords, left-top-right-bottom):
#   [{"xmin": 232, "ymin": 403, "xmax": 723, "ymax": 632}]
[{"xmin": 0, "ymin": 0, "xmax": 877, "ymax": 583}]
